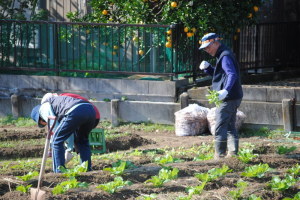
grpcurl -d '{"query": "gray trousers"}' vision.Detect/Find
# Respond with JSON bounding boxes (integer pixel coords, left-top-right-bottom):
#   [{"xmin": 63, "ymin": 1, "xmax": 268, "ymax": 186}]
[{"xmin": 214, "ymin": 98, "xmax": 242, "ymax": 156}]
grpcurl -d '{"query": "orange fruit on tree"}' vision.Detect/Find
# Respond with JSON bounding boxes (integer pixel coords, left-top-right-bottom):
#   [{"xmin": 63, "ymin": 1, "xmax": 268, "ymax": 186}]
[
  {"xmin": 102, "ymin": 10, "xmax": 108, "ymax": 15},
  {"xmin": 166, "ymin": 29, "xmax": 172, "ymax": 35},
  {"xmin": 171, "ymin": 2, "xmax": 177, "ymax": 8},
  {"xmin": 236, "ymin": 28, "xmax": 241, "ymax": 33},
  {"xmin": 138, "ymin": 50, "xmax": 144, "ymax": 55},
  {"xmin": 113, "ymin": 45, "xmax": 118, "ymax": 50},
  {"xmin": 191, "ymin": 28, "xmax": 197, "ymax": 33},
  {"xmin": 132, "ymin": 36, "xmax": 138, "ymax": 42},
  {"xmin": 253, "ymin": 6, "xmax": 259, "ymax": 12},
  {"xmin": 167, "ymin": 36, "xmax": 172, "ymax": 41},
  {"xmin": 165, "ymin": 41, "xmax": 172, "ymax": 48},
  {"xmin": 186, "ymin": 32, "xmax": 194, "ymax": 37},
  {"xmin": 184, "ymin": 27, "xmax": 189, "ymax": 33},
  {"xmin": 248, "ymin": 13, "xmax": 253, "ymax": 18}
]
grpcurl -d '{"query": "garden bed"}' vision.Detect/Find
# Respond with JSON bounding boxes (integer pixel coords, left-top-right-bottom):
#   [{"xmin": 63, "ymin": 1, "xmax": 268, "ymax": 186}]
[{"xmin": 0, "ymin": 123, "xmax": 300, "ymax": 200}]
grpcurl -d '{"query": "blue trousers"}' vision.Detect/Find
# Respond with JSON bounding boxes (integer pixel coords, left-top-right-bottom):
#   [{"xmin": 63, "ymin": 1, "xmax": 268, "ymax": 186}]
[
  {"xmin": 51, "ymin": 104, "xmax": 95, "ymax": 173},
  {"xmin": 214, "ymin": 99, "xmax": 242, "ymax": 156}
]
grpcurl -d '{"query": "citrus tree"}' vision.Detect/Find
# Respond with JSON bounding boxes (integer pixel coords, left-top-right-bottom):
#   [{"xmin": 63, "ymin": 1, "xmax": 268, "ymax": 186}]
[{"xmin": 67, "ymin": 0, "xmax": 262, "ymax": 37}]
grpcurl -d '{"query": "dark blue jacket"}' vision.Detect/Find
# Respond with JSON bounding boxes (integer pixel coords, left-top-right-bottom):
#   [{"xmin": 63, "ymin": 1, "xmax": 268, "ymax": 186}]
[
  {"xmin": 212, "ymin": 44, "xmax": 243, "ymax": 100},
  {"xmin": 46, "ymin": 96, "xmax": 89, "ymax": 121}
]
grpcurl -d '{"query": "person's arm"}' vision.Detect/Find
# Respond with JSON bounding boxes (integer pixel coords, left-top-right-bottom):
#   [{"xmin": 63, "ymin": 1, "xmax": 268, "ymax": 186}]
[
  {"xmin": 204, "ymin": 66, "xmax": 214, "ymax": 76},
  {"xmin": 221, "ymin": 55, "xmax": 238, "ymax": 92},
  {"xmin": 39, "ymin": 102, "xmax": 58, "ymax": 130}
]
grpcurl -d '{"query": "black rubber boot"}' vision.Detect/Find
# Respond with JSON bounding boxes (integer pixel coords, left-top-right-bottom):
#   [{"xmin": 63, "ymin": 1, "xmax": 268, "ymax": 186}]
[
  {"xmin": 227, "ymin": 135, "xmax": 239, "ymax": 157},
  {"xmin": 214, "ymin": 140, "xmax": 227, "ymax": 160}
]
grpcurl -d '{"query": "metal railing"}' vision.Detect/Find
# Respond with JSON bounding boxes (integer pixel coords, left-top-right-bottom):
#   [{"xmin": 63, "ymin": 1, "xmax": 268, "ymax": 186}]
[{"xmin": 0, "ymin": 20, "xmax": 197, "ymax": 78}]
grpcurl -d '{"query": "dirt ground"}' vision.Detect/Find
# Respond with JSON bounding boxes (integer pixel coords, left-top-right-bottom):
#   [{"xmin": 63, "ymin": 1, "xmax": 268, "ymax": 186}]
[{"xmin": 0, "ymin": 123, "xmax": 300, "ymax": 200}]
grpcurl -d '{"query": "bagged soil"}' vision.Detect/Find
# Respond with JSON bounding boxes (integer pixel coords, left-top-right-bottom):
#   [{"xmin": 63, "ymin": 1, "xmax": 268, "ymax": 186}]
[
  {"xmin": 207, "ymin": 107, "xmax": 246, "ymax": 135},
  {"xmin": 174, "ymin": 104, "xmax": 209, "ymax": 136}
]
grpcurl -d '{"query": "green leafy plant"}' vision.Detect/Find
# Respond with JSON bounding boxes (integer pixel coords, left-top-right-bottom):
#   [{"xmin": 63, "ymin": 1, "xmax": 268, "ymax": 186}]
[
  {"xmin": 248, "ymin": 194, "xmax": 262, "ymax": 200},
  {"xmin": 103, "ymin": 160, "xmax": 137, "ymax": 176},
  {"xmin": 16, "ymin": 171, "xmax": 39, "ymax": 181},
  {"xmin": 58, "ymin": 161, "xmax": 88, "ymax": 178},
  {"xmin": 229, "ymin": 180, "xmax": 248, "ymax": 200},
  {"xmin": 96, "ymin": 176, "xmax": 132, "ymax": 194},
  {"xmin": 145, "ymin": 167, "xmax": 179, "ymax": 187},
  {"xmin": 137, "ymin": 193, "xmax": 158, "ymax": 200},
  {"xmin": 283, "ymin": 192, "xmax": 300, "ymax": 200},
  {"xmin": 103, "ymin": 98, "xmax": 111, "ymax": 102},
  {"xmin": 287, "ymin": 164, "xmax": 300, "ymax": 177},
  {"xmin": 277, "ymin": 145, "xmax": 297, "ymax": 155},
  {"xmin": 52, "ymin": 177, "xmax": 89, "ymax": 195},
  {"xmin": 16, "ymin": 184, "xmax": 32, "ymax": 193},
  {"xmin": 193, "ymin": 153, "xmax": 214, "ymax": 161},
  {"xmin": 241, "ymin": 163, "xmax": 271, "ymax": 178},
  {"xmin": 237, "ymin": 148, "xmax": 258, "ymax": 163},
  {"xmin": 268, "ymin": 175, "xmax": 297, "ymax": 191},
  {"xmin": 154, "ymin": 154, "xmax": 183, "ymax": 165},
  {"xmin": 195, "ymin": 165, "xmax": 232, "ymax": 182},
  {"xmin": 206, "ymin": 89, "xmax": 222, "ymax": 107}
]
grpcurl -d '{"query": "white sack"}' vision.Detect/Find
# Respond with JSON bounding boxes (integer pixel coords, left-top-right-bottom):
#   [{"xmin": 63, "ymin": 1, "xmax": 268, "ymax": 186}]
[
  {"xmin": 207, "ymin": 107, "xmax": 246, "ymax": 135},
  {"xmin": 175, "ymin": 104, "xmax": 209, "ymax": 136}
]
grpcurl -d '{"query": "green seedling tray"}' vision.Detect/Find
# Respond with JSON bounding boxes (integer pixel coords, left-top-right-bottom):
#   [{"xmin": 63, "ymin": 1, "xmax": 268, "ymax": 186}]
[{"xmin": 89, "ymin": 128, "xmax": 106, "ymax": 154}]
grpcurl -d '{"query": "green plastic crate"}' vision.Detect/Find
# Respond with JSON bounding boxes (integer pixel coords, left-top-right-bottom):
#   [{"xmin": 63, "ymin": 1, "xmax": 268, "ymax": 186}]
[{"xmin": 89, "ymin": 128, "xmax": 106, "ymax": 154}]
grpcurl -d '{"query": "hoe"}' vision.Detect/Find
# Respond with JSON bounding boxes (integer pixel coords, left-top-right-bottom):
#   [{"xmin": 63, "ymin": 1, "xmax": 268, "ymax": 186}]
[{"xmin": 31, "ymin": 116, "xmax": 57, "ymax": 200}]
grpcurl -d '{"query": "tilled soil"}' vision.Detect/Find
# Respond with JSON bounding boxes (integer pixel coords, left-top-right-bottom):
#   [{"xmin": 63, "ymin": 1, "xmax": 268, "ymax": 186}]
[{"xmin": 0, "ymin": 124, "xmax": 300, "ymax": 200}]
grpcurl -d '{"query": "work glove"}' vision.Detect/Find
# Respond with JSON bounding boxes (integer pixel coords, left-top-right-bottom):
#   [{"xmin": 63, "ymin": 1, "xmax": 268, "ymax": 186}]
[
  {"xmin": 199, "ymin": 61, "xmax": 211, "ymax": 70},
  {"xmin": 217, "ymin": 89, "xmax": 228, "ymax": 101}
]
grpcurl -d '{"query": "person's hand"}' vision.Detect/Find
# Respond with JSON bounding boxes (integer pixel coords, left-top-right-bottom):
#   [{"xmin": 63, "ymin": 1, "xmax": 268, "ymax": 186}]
[
  {"xmin": 199, "ymin": 61, "xmax": 211, "ymax": 70},
  {"xmin": 217, "ymin": 89, "xmax": 228, "ymax": 101}
]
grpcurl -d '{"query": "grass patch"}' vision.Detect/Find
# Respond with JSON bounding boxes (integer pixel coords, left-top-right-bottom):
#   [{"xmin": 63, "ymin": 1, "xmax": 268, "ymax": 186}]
[
  {"xmin": 0, "ymin": 138, "xmax": 45, "ymax": 148},
  {"xmin": 0, "ymin": 115, "xmax": 36, "ymax": 127},
  {"xmin": 240, "ymin": 126, "xmax": 285, "ymax": 138}
]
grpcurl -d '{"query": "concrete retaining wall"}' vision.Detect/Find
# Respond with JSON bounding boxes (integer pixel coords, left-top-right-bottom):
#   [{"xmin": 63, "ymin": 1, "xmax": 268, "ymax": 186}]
[{"xmin": 0, "ymin": 74, "xmax": 188, "ymax": 102}]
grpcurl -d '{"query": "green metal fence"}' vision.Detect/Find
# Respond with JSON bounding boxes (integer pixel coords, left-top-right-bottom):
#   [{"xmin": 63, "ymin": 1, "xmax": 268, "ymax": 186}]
[{"xmin": 0, "ymin": 20, "xmax": 198, "ymax": 78}]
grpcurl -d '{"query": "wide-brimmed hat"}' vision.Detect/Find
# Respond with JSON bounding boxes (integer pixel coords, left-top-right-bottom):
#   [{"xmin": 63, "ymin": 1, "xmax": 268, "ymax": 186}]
[
  {"xmin": 199, "ymin": 33, "xmax": 220, "ymax": 50},
  {"xmin": 31, "ymin": 105, "xmax": 45, "ymax": 128}
]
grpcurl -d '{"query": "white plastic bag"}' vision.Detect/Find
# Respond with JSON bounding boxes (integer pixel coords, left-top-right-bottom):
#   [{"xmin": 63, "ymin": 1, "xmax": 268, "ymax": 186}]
[
  {"xmin": 175, "ymin": 104, "xmax": 209, "ymax": 136},
  {"xmin": 207, "ymin": 107, "xmax": 246, "ymax": 135}
]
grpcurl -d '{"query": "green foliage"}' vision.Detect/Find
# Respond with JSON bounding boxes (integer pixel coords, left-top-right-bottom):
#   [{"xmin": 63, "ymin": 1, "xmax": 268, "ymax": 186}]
[
  {"xmin": 96, "ymin": 176, "xmax": 132, "ymax": 194},
  {"xmin": 241, "ymin": 163, "xmax": 271, "ymax": 178},
  {"xmin": 16, "ymin": 184, "xmax": 32, "ymax": 193},
  {"xmin": 195, "ymin": 165, "xmax": 232, "ymax": 182},
  {"xmin": 206, "ymin": 89, "xmax": 222, "ymax": 107},
  {"xmin": 137, "ymin": 193, "xmax": 158, "ymax": 200},
  {"xmin": 52, "ymin": 177, "xmax": 89, "ymax": 195},
  {"xmin": 287, "ymin": 164, "xmax": 300, "ymax": 177},
  {"xmin": 277, "ymin": 145, "xmax": 297, "ymax": 155},
  {"xmin": 268, "ymin": 175, "xmax": 297, "ymax": 191},
  {"xmin": 145, "ymin": 167, "xmax": 179, "ymax": 187},
  {"xmin": 67, "ymin": 0, "xmax": 262, "ymax": 36},
  {"xmin": 283, "ymin": 192, "xmax": 300, "ymax": 200},
  {"xmin": 237, "ymin": 148, "xmax": 258, "ymax": 163},
  {"xmin": 0, "ymin": 115, "xmax": 36, "ymax": 127},
  {"xmin": 248, "ymin": 194, "xmax": 262, "ymax": 200},
  {"xmin": 193, "ymin": 153, "xmax": 214, "ymax": 161},
  {"xmin": 58, "ymin": 161, "xmax": 88, "ymax": 178},
  {"xmin": 16, "ymin": 171, "xmax": 38, "ymax": 181},
  {"xmin": 104, "ymin": 160, "xmax": 137, "ymax": 176},
  {"xmin": 229, "ymin": 180, "xmax": 248, "ymax": 200},
  {"xmin": 154, "ymin": 154, "xmax": 183, "ymax": 165}
]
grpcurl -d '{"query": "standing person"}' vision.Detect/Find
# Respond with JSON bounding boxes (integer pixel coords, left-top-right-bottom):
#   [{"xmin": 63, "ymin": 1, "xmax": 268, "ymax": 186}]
[
  {"xmin": 199, "ymin": 33, "xmax": 243, "ymax": 159},
  {"xmin": 31, "ymin": 95, "xmax": 96, "ymax": 172}
]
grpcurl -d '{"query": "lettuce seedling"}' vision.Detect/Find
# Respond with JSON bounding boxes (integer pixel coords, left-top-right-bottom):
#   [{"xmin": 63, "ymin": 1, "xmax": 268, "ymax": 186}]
[
  {"xmin": 287, "ymin": 164, "xmax": 300, "ymax": 177},
  {"xmin": 104, "ymin": 160, "xmax": 137, "ymax": 175},
  {"xmin": 52, "ymin": 177, "xmax": 89, "ymax": 195},
  {"xmin": 58, "ymin": 161, "xmax": 88, "ymax": 178},
  {"xmin": 96, "ymin": 176, "xmax": 132, "ymax": 194},
  {"xmin": 241, "ymin": 163, "xmax": 271, "ymax": 178},
  {"xmin": 229, "ymin": 180, "xmax": 248, "ymax": 200},
  {"xmin": 16, "ymin": 184, "xmax": 32, "ymax": 193},
  {"xmin": 206, "ymin": 89, "xmax": 222, "ymax": 107},
  {"xmin": 268, "ymin": 175, "xmax": 297, "ymax": 191},
  {"xmin": 195, "ymin": 165, "xmax": 232, "ymax": 182},
  {"xmin": 237, "ymin": 148, "xmax": 258, "ymax": 163},
  {"xmin": 145, "ymin": 167, "xmax": 179, "ymax": 187},
  {"xmin": 277, "ymin": 145, "xmax": 297, "ymax": 155}
]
